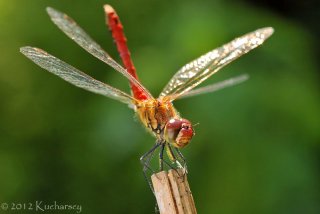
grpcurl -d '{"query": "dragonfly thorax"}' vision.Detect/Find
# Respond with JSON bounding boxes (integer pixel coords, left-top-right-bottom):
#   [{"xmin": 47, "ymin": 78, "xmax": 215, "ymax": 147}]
[{"xmin": 135, "ymin": 99, "xmax": 194, "ymax": 148}]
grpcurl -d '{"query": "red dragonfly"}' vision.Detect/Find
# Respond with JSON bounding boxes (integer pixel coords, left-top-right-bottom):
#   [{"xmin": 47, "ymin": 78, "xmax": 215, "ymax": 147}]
[{"xmin": 20, "ymin": 5, "xmax": 273, "ymax": 173}]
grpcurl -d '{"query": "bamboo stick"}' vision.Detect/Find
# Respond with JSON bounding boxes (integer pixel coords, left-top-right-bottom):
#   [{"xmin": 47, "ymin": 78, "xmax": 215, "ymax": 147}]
[{"xmin": 151, "ymin": 169, "xmax": 197, "ymax": 214}]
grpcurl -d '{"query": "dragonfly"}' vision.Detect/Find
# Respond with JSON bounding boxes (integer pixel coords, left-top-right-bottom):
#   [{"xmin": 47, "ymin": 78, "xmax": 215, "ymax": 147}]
[{"xmin": 20, "ymin": 5, "xmax": 273, "ymax": 174}]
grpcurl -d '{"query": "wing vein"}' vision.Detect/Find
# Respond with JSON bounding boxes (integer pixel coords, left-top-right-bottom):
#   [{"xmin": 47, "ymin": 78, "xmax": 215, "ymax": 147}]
[
  {"xmin": 160, "ymin": 27, "xmax": 274, "ymax": 100},
  {"xmin": 20, "ymin": 46, "xmax": 136, "ymax": 105},
  {"xmin": 46, "ymin": 7, "xmax": 153, "ymax": 99}
]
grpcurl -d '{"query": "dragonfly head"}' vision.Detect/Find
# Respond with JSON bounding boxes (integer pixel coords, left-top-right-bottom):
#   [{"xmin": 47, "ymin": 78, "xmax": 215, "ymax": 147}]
[{"xmin": 164, "ymin": 118, "xmax": 194, "ymax": 148}]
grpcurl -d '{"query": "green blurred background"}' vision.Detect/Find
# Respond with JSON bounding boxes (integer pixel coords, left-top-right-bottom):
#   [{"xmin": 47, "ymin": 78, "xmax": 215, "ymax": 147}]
[{"xmin": 0, "ymin": 0, "xmax": 319, "ymax": 213}]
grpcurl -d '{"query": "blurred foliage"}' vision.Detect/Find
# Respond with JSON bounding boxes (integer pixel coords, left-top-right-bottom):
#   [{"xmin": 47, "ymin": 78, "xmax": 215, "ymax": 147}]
[{"xmin": 0, "ymin": 0, "xmax": 319, "ymax": 213}]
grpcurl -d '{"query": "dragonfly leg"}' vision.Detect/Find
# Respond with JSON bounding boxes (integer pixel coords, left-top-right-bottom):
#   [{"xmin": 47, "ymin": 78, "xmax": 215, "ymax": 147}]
[
  {"xmin": 159, "ymin": 143, "xmax": 177, "ymax": 171},
  {"xmin": 140, "ymin": 142, "xmax": 161, "ymax": 194},
  {"xmin": 175, "ymin": 147, "xmax": 188, "ymax": 176},
  {"xmin": 159, "ymin": 143, "xmax": 165, "ymax": 171},
  {"xmin": 165, "ymin": 144, "xmax": 187, "ymax": 177},
  {"xmin": 140, "ymin": 142, "xmax": 161, "ymax": 170},
  {"xmin": 165, "ymin": 144, "xmax": 182, "ymax": 175},
  {"xmin": 167, "ymin": 144, "xmax": 182, "ymax": 169}
]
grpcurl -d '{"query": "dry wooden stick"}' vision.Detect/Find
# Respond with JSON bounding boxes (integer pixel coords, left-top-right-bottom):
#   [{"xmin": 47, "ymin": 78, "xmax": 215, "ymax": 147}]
[{"xmin": 151, "ymin": 169, "xmax": 197, "ymax": 214}]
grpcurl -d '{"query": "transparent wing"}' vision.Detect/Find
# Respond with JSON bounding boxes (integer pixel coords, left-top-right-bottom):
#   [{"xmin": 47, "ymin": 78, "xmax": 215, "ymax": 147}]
[
  {"xmin": 20, "ymin": 46, "xmax": 136, "ymax": 105},
  {"xmin": 177, "ymin": 74, "xmax": 249, "ymax": 99},
  {"xmin": 160, "ymin": 27, "xmax": 274, "ymax": 100},
  {"xmin": 46, "ymin": 7, "xmax": 153, "ymax": 99}
]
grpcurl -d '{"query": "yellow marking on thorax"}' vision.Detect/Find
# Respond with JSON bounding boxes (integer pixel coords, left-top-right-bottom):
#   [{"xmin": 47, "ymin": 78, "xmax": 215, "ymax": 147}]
[{"xmin": 135, "ymin": 98, "xmax": 178, "ymax": 137}]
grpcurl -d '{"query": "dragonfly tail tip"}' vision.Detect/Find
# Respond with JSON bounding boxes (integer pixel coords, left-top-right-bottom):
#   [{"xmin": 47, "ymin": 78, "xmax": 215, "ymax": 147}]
[{"xmin": 104, "ymin": 4, "xmax": 115, "ymax": 14}]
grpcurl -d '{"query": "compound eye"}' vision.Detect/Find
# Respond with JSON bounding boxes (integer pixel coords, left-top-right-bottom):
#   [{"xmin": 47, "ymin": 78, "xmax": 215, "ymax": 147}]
[
  {"xmin": 164, "ymin": 118, "xmax": 194, "ymax": 148},
  {"xmin": 165, "ymin": 119, "xmax": 182, "ymax": 140},
  {"xmin": 182, "ymin": 124, "xmax": 189, "ymax": 129}
]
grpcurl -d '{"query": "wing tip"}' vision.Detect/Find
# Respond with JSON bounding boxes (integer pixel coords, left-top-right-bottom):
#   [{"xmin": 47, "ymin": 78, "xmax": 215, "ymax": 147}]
[
  {"xmin": 20, "ymin": 46, "xmax": 49, "ymax": 57},
  {"xmin": 259, "ymin": 27, "xmax": 274, "ymax": 39},
  {"xmin": 239, "ymin": 73, "xmax": 250, "ymax": 81},
  {"xmin": 20, "ymin": 46, "xmax": 26, "ymax": 52},
  {"xmin": 46, "ymin": 6, "xmax": 54, "ymax": 15},
  {"xmin": 20, "ymin": 46, "xmax": 32, "ymax": 54},
  {"xmin": 46, "ymin": 6, "xmax": 63, "ymax": 19}
]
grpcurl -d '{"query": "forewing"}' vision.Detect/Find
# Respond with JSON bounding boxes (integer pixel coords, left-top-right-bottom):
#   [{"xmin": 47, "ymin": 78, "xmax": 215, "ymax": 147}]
[
  {"xmin": 46, "ymin": 7, "xmax": 153, "ymax": 99},
  {"xmin": 20, "ymin": 47, "xmax": 135, "ymax": 105},
  {"xmin": 160, "ymin": 27, "xmax": 274, "ymax": 100}
]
